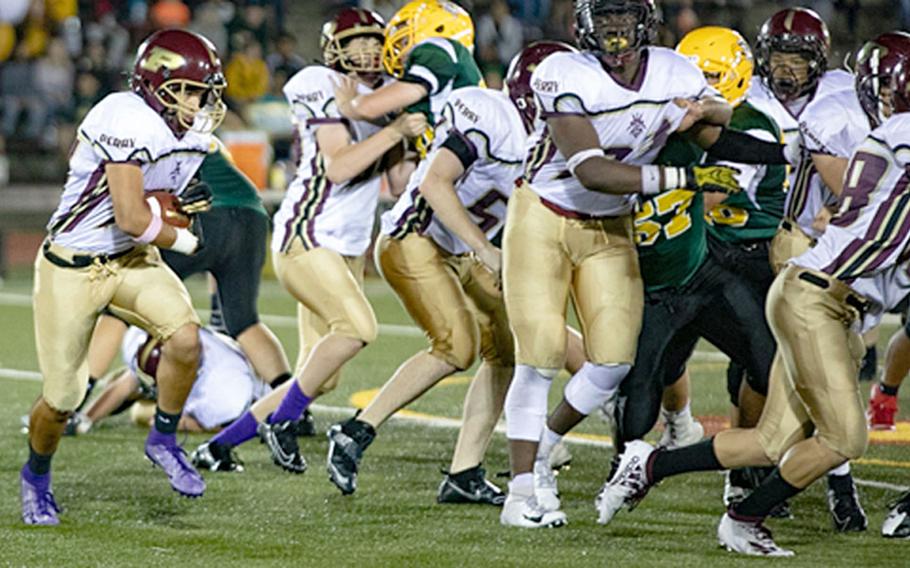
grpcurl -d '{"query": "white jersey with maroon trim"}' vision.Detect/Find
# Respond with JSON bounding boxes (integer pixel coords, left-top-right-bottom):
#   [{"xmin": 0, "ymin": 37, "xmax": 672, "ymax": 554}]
[
  {"xmin": 522, "ymin": 47, "xmax": 709, "ymax": 217},
  {"xmin": 794, "ymin": 113, "xmax": 910, "ymax": 298},
  {"xmin": 272, "ymin": 65, "xmax": 388, "ymax": 256},
  {"xmin": 123, "ymin": 326, "xmax": 270, "ymax": 430},
  {"xmin": 380, "ymin": 87, "xmax": 525, "ymax": 255},
  {"xmin": 47, "ymin": 92, "xmax": 210, "ymax": 255},
  {"xmin": 747, "ymin": 69, "xmax": 854, "ymax": 238}
]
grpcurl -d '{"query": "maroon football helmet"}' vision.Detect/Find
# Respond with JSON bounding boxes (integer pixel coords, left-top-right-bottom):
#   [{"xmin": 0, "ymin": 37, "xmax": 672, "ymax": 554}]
[
  {"xmin": 854, "ymin": 32, "xmax": 910, "ymax": 127},
  {"xmin": 504, "ymin": 41, "xmax": 576, "ymax": 131},
  {"xmin": 321, "ymin": 7, "xmax": 385, "ymax": 81},
  {"xmin": 755, "ymin": 8, "xmax": 830, "ymax": 102},
  {"xmin": 131, "ymin": 29, "xmax": 227, "ymax": 135},
  {"xmin": 892, "ymin": 56, "xmax": 910, "ymax": 116},
  {"xmin": 136, "ymin": 335, "xmax": 162, "ymax": 382}
]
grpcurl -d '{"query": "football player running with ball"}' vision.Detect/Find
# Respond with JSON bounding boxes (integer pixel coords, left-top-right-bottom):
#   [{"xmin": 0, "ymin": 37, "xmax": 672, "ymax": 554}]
[
  {"xmin": 22, "ymin": 30, "xmax": 226, "ymax": 525},
  {"xmin": 326, "ymin": 42, "xmax": 581, "ymax": 503},
  {"xmin": 245, "ymin": 8, "xmax": 427, "ymax": 475},
  {"xmin": 598, "ymin": 54, "xmax": 910, "ymax": 557},
  {"xmin": 500, "ymin": 0, "xmax": 745, "ymax": 528}
]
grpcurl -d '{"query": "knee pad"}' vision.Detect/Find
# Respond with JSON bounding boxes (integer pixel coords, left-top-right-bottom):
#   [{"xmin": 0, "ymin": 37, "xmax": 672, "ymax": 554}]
[
  {"xmin": 504, "ymin": 365, "xmax": 557, "ymax": 441},
  {"xmin": 828, "ymin": 430, "xmax": 869, "ymax": 461},
  {"xmin": 564, "ymin": 363, "xmax": 631, "ymax": 416}
]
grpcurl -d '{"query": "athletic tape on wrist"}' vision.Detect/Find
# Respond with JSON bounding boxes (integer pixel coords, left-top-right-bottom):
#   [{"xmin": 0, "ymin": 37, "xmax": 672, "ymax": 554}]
[
  {"xmin": 137, "ymin": 197, "xmax": 164, "ymax": 244},
  {"xmin": 663, "ymin": 167, "xmax": 684, "ymax": 191},
  {"xmin": 567, "ymin": 148, "xmax": 605, "ymax": 177},
  {"xmin": 169, "ymin": 228, "xmax": 198, "ymax": 255},
  {"xmin": 641, "ymin": 165, "xmax": 661, "ymax": 195}
]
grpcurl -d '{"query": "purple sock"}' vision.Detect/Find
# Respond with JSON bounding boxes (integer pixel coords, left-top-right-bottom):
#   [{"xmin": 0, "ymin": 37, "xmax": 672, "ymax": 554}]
[
  {"xmin": 269, "ymin": 381, "xmax": 312, "ymax": 424},
  {"xmin": 211, "ymin": 411, "xmax": 259, "ymax": 448},
  {"xmin": 146, "ymin": 427, "xmax": 176, "ymax": 447},
  {"xmin": 21, "ymin": 464, "xmax": 50, "ymax": 488}
]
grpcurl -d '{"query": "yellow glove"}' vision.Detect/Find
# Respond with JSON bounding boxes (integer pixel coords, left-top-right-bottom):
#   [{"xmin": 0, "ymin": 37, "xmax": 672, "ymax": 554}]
[{"xmin": 685, "ymin": 165, "xmax": 741, "ymax": 194}]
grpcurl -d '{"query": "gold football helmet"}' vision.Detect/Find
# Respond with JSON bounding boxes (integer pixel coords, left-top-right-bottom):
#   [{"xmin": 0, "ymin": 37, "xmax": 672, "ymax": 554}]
[
  {"xmin": 382, "ymin": 0, "xmax": 474, "ymax": 78},
  {"xmin": 677, "ymin": 26, "xmax": 754, "ymax": 107}
]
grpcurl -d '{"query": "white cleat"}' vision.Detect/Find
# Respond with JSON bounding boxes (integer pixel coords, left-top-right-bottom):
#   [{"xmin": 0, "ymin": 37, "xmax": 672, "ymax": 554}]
[
  {"xmin": 533, "ymin": 457, "xmax": 561, "ymax": 512},
  {"xmin": 883, "ymin": 491, "xmax": 910, "ymax": 538},
  {"xmin": 595, "ymin": 440, "xmax": 656, "ymax": 525},
  {"xmin": 500, "ymin": 493, "xmax": 567, "ymax": 529},
  {"xmin": 658, "ymin": 413, "xmax": 704, "ymax": 449},
  {"xmin": 717, "ymin": 513, "xmax": 794, "ymax": 557}
]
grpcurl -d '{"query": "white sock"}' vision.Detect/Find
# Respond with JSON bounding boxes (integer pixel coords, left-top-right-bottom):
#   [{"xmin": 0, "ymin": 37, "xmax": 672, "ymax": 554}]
[
  {"xmin": 536, "ymin": 427, "xmax": 563, "ymax": 461},
  {"xmin": 510, "ymin": 473, "xmax": 534, "ymax": 496},
  {"xmin": 662, "ymin": 402, "xmax": 692, "ymax": 422},
  {"xmin": 829, "ymin": 462, "xmax": 851, "ymax": 477}
]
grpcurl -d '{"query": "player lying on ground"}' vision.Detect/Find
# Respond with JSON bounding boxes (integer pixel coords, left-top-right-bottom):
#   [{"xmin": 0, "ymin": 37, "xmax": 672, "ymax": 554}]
[{"xmin": 71, "ymin": 324, "xmax": 270, "ymax": 451}]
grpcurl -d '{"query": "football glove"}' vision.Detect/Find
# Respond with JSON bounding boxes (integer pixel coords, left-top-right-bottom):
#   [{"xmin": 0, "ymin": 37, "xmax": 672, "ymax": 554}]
[
  {"xmin": 685, "ymin": 165, "xmax": 741, "ymax": 194},
  {"xmin": 178, "ymin": 181, "xmax": 213, "ymax": 215}
]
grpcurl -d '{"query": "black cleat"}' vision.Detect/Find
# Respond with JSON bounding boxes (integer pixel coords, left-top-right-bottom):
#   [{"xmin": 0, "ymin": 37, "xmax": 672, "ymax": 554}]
[
  {"xmin": 827, "ymin": 474, "xmax": 867, "ymax": 532},
  {"xmin": 437, "ymin": 466, "xmax": 505, "ymax": 506},
  {"xmin": 191, "ymin": 441, "xmax": 245, "ymax": 472},
  {"xmin": 883, "ymin": 490, "xmax": 910, "ymax": 538},
  {"xmin": 326, "ymin": 418, "xmax": 375, "ymax": 495},
  {"xmin": 258, "ymin": 419, "xmax": 307, "ymax": 473},
  {"xmin": 291, "ymin": 410, "xmax": 316, "ymax": 437}
]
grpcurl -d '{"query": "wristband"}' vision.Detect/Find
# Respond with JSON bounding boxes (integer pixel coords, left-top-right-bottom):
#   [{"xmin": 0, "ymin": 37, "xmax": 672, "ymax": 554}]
[
  {"xmin": 169, "ymin": 227, "xmax": 199, "ymax": 254},
  {"xmin": 136, "ymin": 197, "xmax": 164, "ymax": 243},
  {"xmin": 567, "ymin": 148, "xmax": 605, "ymax": 177},
  {"xmin": 641, "ymin": 165, "xmax": 662, "ymax": 195},
  {"xmin": 662, "ymin": 167, "xmax": 685, "ymax": 191}
]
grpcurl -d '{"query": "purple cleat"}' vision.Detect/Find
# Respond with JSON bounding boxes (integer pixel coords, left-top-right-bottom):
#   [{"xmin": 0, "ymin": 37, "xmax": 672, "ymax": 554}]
[
  {"xmin": 21, "ymin": 465, "xmax": 61, "ymax": 526},
  {"xmin": 145, "ymin": 431, "xmax": 206, "ymax": 498}
]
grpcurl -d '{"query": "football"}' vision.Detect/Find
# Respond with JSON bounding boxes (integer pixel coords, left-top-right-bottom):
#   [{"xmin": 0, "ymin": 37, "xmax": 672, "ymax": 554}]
[{"xmin": 146, "ymin": 190, "xmax": 191, "ymax": 228}]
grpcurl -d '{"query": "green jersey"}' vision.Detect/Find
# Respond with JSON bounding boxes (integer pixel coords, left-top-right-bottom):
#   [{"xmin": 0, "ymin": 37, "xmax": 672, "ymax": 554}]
[
  {"xmin": 202, "ymin": 139, "xmax": 267, "ymax": 217},
  {"xmin": 401, "ymin": 37, "xmax": 483, "ymax": 126},
  {"xmin": 635, "ymin": 134, "xmax": 707, "ymax": 292},
  {"xmin": 706, "ymin": 102, "xmax": 785, "ymax": 243}
]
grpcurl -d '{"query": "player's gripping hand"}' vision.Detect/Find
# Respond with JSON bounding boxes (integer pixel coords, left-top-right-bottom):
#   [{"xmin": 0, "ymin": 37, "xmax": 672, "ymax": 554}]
[
  {"xmin": 179, "ymin": 181, "xmax": 213, "ymax": 215},
  {"xmin": 684, "ymin": 165, "xmax": 741, "ymax": 194},
  {"xmin": 391, "ymin": 112, "xmax": 428, "ymax": 139}
]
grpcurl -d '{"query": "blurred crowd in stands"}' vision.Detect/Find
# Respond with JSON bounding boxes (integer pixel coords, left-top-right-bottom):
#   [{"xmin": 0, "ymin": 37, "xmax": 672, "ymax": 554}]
[{"xmin": 0, "ymin": 0, "xmax": 902, "ymax": 187}]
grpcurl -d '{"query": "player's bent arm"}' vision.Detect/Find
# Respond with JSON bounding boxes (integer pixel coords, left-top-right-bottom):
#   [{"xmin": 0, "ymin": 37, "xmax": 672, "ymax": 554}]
[
  {"xmin": 547, "ymin": 115, "xmax": 645, "ymax": 195},
  {"xmin": 342, "ymin": 81, "xmax": 428, "ymax": 122},
  {"xmin": 418, "ymin": 147, "xmax": 492, "ymax": 255},
  {"xmin": 550, "ymin": 115, "xmax": 742, "ymax": 196},
  {"xmin": 84, "ymin": 370, "xmax": 142, "ymax": 425},
  {"xmin": 317, "ymin": 113, "xmax": 426, "ymax": 184},
  {"xmin": 106, "ymin": 162, "xmax": 179, "ymax": 247},
  {"xmin": 812, "ymin": 153, "xmax": 849, "ymax": 197},
  {"xmin": 695, "ymin": 95, "xmax": 733, "ymax": 127}
]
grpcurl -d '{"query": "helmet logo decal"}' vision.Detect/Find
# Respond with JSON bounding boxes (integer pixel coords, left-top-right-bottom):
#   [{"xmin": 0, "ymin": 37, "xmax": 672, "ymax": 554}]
[
  {"xmin": 784, "ymin": 10, "xmax": 795, "ymax": 32},
  {"xmin": 140, "ymin": 46, "xmax": 187, "ymax": 73}
]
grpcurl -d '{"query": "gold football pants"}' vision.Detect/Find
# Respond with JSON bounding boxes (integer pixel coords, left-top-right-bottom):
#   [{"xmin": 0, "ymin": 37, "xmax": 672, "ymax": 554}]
[
  {"xmin": 274, "ymin": 242, "xmax": 373, "ymax": 394},
  {"xmin": 503, "ymin": 183, "xmax": 643, "ymax": 369},
  {"xmin": 769, "ymin": 219, "xmax": 814, "ymax": 274},
  {"xmin": 757, "ymin": 265, "xmax": 868, "ymax": 462},
  {"xmin": 33, "ymin": 242, "xmax": 200, "ymax": 411},
  {"xmin": 376, "ymin": 233, "xmax": 513, "ymax": 370}
]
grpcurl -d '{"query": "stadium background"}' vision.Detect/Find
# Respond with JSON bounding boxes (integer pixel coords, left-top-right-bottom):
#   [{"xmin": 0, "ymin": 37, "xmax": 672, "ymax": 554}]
[{"xmin": 0, "ymin": 1, "xmax": 909, "ymax": 564}]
